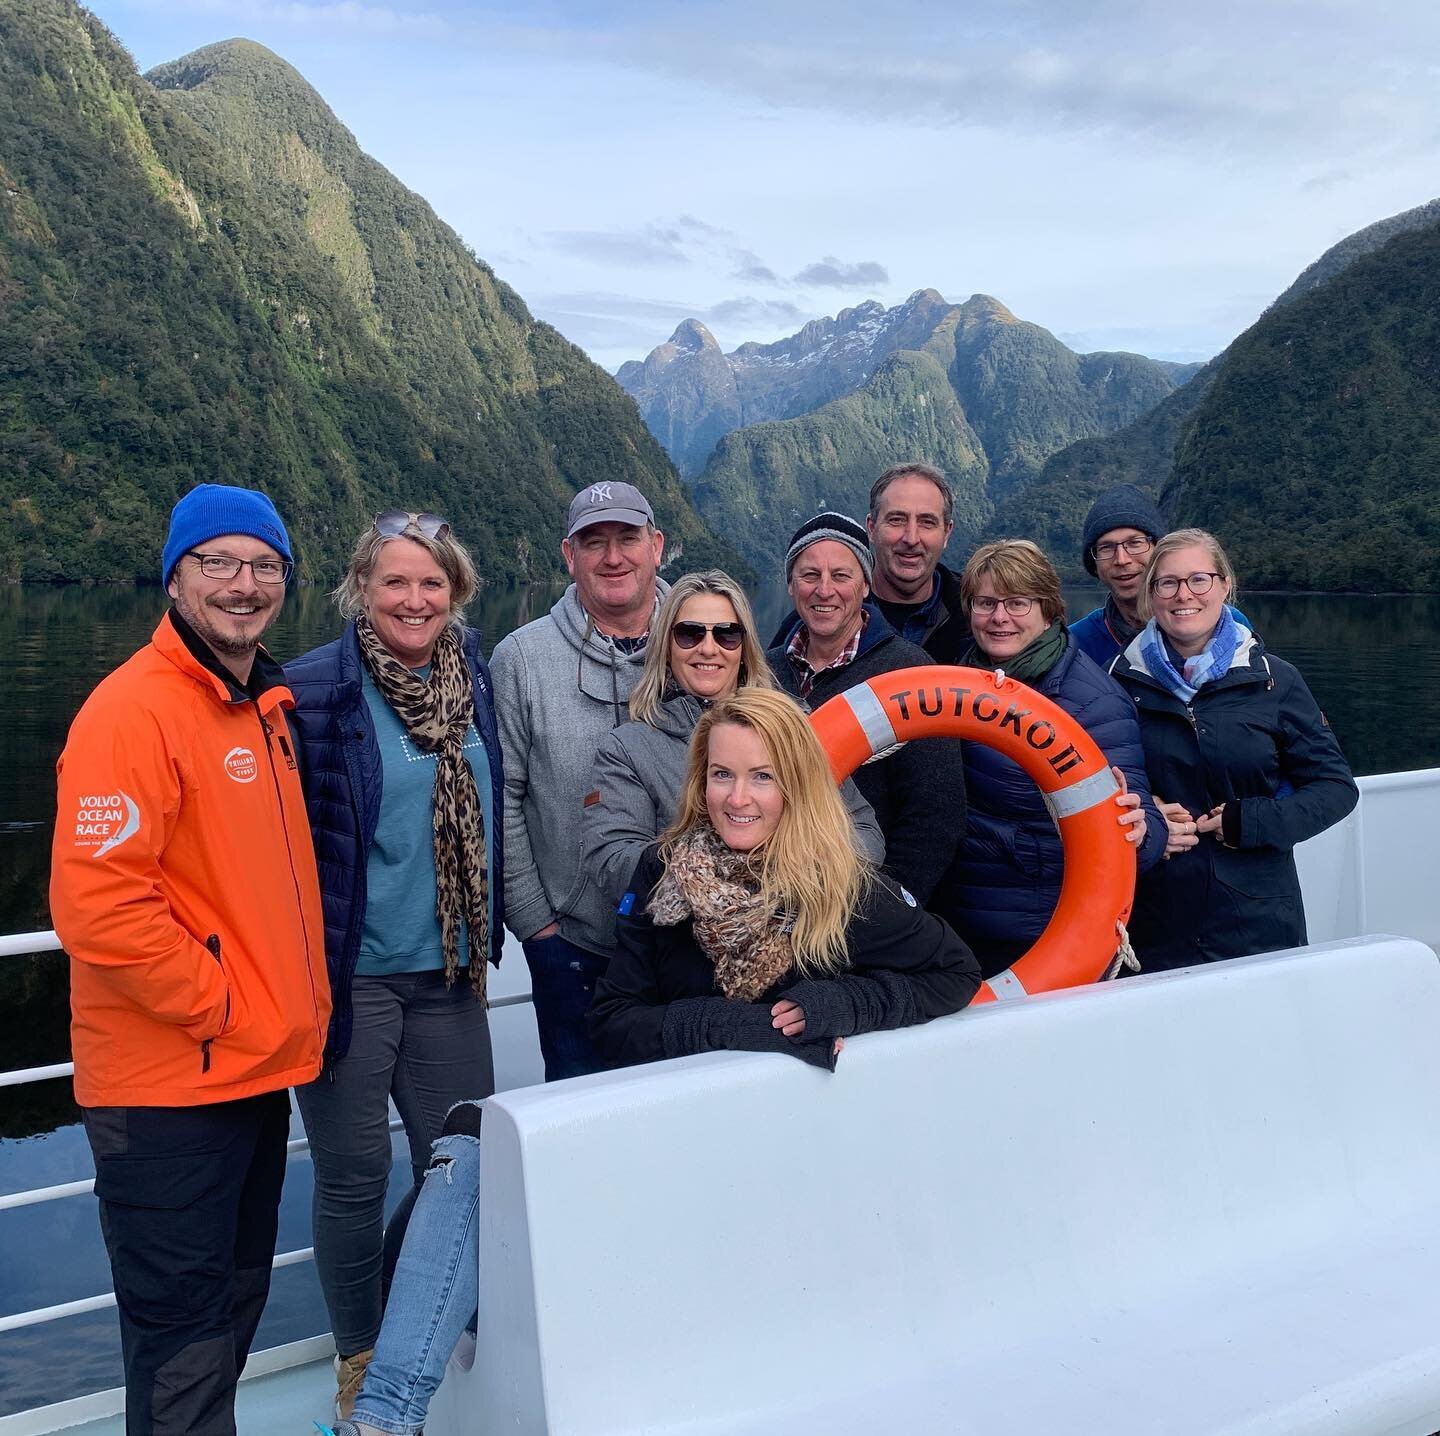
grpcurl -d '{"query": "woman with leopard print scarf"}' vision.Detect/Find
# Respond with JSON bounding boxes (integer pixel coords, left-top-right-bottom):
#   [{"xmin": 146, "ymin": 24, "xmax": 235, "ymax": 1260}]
[
  {"xmin": 286, "ymin": 511, "xmax": 504, "ymax": 1422},
  {"xmin": 590, "ymin": 687, "xmax": 981, "ymax": 1071}
]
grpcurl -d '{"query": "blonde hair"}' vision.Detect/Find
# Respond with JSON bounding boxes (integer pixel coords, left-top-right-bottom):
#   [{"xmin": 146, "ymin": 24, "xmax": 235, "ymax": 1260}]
[
  {"xmin": 1137, "ymin": 528, "xmax": 1239, "ymax": 621},
  {"xmin": 960, "ymin": 539, "xmax": 1066, "ymax": 623},
  {"xmin": 334, "ymin": 520, "xmax": 480, "ymax": 624},
  {"xmin": 663, "ymin": 688, "xmax": 871, "ymax": 975},
  {"xmin": 629, "ymin": 570, "xmax": 776, "ymax": 724}
]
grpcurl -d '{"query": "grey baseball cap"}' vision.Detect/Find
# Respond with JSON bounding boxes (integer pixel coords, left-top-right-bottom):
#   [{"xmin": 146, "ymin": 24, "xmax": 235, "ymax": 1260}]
[{"xmin": 566, "ymin": 481, "xmax": 655, "ymax": 538}]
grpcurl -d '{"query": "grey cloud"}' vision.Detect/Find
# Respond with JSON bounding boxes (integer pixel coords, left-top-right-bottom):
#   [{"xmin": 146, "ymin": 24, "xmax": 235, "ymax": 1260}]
[
  {"xmin": 793, "ymin": 256, "xmax": 889, "ymax": 288},
  {"xmin": 731, "ymin": 248, "xmax": 782, "ymax": 284},
  {"xmin": 545, "ymin": 226, "xmax": 694, "ymax": 267}
]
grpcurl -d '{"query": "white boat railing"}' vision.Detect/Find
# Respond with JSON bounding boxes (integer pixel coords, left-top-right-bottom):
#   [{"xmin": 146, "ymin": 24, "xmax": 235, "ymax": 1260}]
[
  {"xmin": 0, "ymin": 930, "xmax": 535, "ymax": 1339},
  {"xmin": 1, "ymin": 768, "xmax": 1435, "ymax": 1361}
]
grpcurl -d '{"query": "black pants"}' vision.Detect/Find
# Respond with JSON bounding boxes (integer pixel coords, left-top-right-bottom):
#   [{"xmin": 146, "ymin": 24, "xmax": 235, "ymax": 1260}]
[{"xmin": 82, "ymin": 1090, "xmax": 291, "ymax": 1436}]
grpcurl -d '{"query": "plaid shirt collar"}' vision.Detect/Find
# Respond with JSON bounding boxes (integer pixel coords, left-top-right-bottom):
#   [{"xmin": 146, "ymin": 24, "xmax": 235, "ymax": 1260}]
[{"xmin": 786, "ymin": 611, "xmax": 867, "ymax": 699}]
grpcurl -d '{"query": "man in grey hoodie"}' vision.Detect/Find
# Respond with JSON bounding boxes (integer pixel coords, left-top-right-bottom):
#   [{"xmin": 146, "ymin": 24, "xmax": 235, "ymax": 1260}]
[{"xmin": 490, "ymin": 483, "xmax": 667, "ymax": 1080}]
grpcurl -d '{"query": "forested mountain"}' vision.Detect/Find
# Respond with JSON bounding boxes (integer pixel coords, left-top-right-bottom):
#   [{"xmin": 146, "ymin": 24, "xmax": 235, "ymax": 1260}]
[
  {"xmin": 684, "ymin": 293, "xmax": 1181, "ymax": 572},
  {"xmin": 990, "ymin": 198, "xmax": 1440, "ymax": 587},
  {"xmin": 0, "ymin": 3, "xmax": 737, "ymax": 582}
]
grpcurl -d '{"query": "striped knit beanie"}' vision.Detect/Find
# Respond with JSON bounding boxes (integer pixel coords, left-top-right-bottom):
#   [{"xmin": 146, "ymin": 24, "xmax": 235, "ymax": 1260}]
[{"xmin": 783, "ymin": 511, "xmax": 874, "ymax": 584}]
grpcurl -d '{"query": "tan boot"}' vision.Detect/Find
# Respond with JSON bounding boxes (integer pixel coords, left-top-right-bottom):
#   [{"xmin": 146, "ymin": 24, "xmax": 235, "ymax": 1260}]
[{"xmin": 335, "ymin": 1347, "xmax": 374, "ymax": 1421}]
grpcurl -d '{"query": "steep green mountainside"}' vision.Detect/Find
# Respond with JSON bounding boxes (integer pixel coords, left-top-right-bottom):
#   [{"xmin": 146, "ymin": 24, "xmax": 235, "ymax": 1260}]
[
  {"xmin": 688, "ymin": 294, "xmax": 1177, "ymax": 571},
  {"xmin": 990, "ymin": 195, "xmax": 1440, "ymax": 585},
  {"xmin": 0, "ymin": 4, "xmax": 734, "ymax": 582},
  {"xmin": 1164, "ymin": 223, "xmax": 1440, "ymax": 590}
]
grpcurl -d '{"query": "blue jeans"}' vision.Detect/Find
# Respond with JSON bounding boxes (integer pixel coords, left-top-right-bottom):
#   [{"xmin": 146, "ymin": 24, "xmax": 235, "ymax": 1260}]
[
  {"xmin": 351, "ymin": 1104, "xmax": 484, "ymax": 1436},
  {"xmin": 522, "ymin": 932, "xmax": 609, "ymax": 1081}
]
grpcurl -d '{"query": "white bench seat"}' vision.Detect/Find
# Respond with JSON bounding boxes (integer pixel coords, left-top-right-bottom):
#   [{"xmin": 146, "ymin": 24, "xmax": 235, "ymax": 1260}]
[{"xmin": 428, "ymin": 936, "xmax": 1440, "ymax": 1436}]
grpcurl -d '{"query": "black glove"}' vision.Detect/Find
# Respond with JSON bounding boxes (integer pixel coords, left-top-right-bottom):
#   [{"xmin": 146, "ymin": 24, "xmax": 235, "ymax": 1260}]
[{"xmin": 661, "ymin": 997, "xmax": 838, "ymax": 1071}]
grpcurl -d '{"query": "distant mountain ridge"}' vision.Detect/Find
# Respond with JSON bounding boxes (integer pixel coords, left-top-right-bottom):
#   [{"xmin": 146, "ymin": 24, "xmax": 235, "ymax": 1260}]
[
  {"xmin": 0, "ymin": 3, "xmax": 738, "ymax": 581},
  {"xmin": 654, "ymin": 292, "xmax": 1185, "ymax": 572},
  {"xmin": 616, "ymin": 289, "xmax": 957, "ymax": 477},
  {"xmin": 987, "ymin": 195, "xmax": 1440, "ymax": 588}
]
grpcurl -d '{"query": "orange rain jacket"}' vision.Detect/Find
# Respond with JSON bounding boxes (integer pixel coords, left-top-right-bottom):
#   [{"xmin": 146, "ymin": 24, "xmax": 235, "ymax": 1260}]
[{"xmin": 51, "ymin": 613, "xmax": 330, "ymax": 1108}]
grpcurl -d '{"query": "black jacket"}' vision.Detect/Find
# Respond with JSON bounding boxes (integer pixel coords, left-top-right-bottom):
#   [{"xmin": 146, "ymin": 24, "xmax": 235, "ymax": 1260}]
[
  {"xmin": 1111, "ymin": 635, "xmax": 1357, "ymax": 971},
  {"xmin": 766, "ymin": 607, "xmax": 967, "ymax": 903},
  {"xmin": 589, "ymin": 845, "xmax": 981, "ymax": 1071}
]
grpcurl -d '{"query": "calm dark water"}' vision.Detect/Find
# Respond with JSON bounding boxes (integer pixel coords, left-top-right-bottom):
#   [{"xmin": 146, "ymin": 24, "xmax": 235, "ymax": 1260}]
[{"xmin": 1, "ymin": 580, "xmax": 1437, "ymax": 1413}]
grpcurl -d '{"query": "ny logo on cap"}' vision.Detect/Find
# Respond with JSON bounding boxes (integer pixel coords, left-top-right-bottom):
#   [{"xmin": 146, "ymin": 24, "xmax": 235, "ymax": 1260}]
[{"xmin": 588, "ymin": 484, "xmax": 613, "ymax": 503}]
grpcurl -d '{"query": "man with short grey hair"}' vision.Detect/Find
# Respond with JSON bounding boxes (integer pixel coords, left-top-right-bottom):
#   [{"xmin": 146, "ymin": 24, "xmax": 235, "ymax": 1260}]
[
  {"xmin": 490, "ymin": 482, "xmax": 666, "ymax": 1080},
  {"xmin": 865, "ymin": 462, "xmax": 969, "ymax": 662}
]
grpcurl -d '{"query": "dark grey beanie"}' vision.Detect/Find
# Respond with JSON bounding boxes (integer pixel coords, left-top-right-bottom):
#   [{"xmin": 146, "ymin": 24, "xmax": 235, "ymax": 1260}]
[
  {"xmin": 1080, "ymin": 485, "xmax": 1165, "ymax": 576},
  {"xmin": 783, "ymin": 511, "xmax": 874, "ymax": 584}
]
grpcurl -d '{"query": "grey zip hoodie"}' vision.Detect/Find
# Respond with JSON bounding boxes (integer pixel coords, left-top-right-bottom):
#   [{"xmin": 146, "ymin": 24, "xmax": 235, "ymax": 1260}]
[
  {"xmin": 491, "ymin": 582, "xmax": 668, "ymax": 953},
  {"xmin": 580, "ymin": 691, "xmax": 887, "ymax": 949}
]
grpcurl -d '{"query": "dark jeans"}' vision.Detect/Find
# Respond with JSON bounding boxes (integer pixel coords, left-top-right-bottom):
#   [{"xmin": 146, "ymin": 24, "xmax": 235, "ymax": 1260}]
[
  {"xmin": 521, "ymin": 932, "xmax": 609, "ymax": 1081},
  {"xmin": 82, "ymin": 1090, "xmax": 291, "ymax": 1436},
  {"xmin": 294, "ymin": 969, "xmax": 493, "ymax": 1358}
]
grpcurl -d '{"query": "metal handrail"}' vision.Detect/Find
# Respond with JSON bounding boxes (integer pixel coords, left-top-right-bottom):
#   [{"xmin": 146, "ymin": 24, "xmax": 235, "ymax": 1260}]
[{"xmin": 0, "ymin": 926, "xmax": 535, "ymax": 1339}]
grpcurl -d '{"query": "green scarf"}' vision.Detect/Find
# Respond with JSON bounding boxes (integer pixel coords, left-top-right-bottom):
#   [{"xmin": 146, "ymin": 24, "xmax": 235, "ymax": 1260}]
[{"xmin": 963, "ymin": 618, "xmax": 1068, "ymax": 684}]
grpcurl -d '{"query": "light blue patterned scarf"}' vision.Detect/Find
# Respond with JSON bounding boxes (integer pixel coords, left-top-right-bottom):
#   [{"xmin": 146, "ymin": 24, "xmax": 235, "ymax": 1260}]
[{"xmin": 1137, "ymin": 604, "xmax": 1242, "ymax": 704}]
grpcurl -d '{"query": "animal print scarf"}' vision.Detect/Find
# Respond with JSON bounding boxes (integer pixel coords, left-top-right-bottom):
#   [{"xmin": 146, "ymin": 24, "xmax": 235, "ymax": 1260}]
[
  {"xmin": 356, "ymin": 616, "xmax": 489, "ymax": 997},
  {"xmin": 647, "ymin": 824, "xmax": 796, "ymax": 1001}
]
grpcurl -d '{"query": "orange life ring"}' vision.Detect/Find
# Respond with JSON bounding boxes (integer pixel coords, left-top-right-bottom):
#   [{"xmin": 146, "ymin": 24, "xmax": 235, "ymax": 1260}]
[{"xmin": 809, "ymin": 665, "xmax": 1136, "ymax": 1004}]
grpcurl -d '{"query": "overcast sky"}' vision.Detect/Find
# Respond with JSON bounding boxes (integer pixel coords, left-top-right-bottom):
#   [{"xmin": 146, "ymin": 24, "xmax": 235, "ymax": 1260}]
[{"xmin": 93, "ymin": 0, "xmax": 1440, "ymax": 371}]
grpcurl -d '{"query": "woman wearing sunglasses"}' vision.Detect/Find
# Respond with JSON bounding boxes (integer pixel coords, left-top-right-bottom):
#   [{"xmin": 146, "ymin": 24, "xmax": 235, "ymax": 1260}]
[
  {"xmin": 284, "ymin": 510, "xmax": 503, "ymax": 1421},
  {"xmin": 934, "ymin": 539, "xmax": 1166, "ymax": 979},
  {"xmin": 1111, "ymin": 528, "xmax": 1356, "ymax": 971},
  {"xmin": 582, "ymin": 571, "xmax": 884, "ymax": 942}
]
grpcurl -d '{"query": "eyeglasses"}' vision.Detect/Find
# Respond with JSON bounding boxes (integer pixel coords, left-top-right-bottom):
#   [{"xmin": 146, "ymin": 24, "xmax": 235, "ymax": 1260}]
[
  {"xmin": 1152, "ymin": 571, "xmax": 1223, "ymax": 599},
  {"xmin": 1092, "ymin": 535, "xmax": 1154, "ymax": 561},
  {"xmin": 671, "ymin": 621, "xmax": 745, "ymax": 651},
  {"xmin": 374, "ymin": 510, "xmax": 451, "ymax": 540},
  {"xmin": 187, "ymin": 551, "xmax": 292, "ymax": 584},
  {"xmin": 969, "ymin": 595, "xmax": 1035, "ymax": 617}
]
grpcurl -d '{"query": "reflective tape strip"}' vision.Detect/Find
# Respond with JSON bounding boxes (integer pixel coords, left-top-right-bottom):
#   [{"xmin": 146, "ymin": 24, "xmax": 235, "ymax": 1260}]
[
  {"xmin": 841, "ymin": 684, "xmax": 899, "ymax": 758},
  {"xmin": 986, "ymin": 969, "xmax": 1028, "ymax": 1001},
  {"xmin": 1043, "ymin": 766, "xmax": 1119, "ymax": 821}
]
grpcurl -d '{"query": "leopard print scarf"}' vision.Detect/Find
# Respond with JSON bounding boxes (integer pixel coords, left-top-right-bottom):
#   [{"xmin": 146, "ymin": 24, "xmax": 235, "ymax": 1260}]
[
  {"xmin": 356, "ymin": 616, "xmax": 488, "ymax": 998},
  {"xmin": 647, "ymin": 824, "xmax": 796, "ymax": 1001}
]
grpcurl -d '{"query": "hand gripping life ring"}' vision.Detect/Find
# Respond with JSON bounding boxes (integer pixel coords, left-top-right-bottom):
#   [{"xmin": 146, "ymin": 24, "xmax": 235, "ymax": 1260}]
[{"xmin": 809, "ymin": 665, "xmax": 1136, "ymax": 1004}]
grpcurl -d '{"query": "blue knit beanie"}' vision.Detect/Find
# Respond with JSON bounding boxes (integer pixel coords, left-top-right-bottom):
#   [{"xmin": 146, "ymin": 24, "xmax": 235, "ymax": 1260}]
[
  {"xmin": 1080, "ymin": 485, "xmax": 1165, "ymax": 577},
  {"xmin": 162, "ymin": 484, "xmax": 293, "ymax": 585}
]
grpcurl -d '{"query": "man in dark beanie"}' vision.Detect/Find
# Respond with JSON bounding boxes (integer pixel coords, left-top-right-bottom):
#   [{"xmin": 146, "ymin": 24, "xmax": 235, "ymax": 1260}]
[
  {"xmin": 766, "ymin": 511, "xmax": 966, "ymax": 905},
  {"xmin": 1069, "ymin": 484, "xmax": 1166, "ymax": 666}
]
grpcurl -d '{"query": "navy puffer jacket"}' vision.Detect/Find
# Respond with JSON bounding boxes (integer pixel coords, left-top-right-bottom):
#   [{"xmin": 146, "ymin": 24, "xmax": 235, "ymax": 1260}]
[
  {"xmin": 933, "ymin": 636, "xmax": 1165, "ymax": 977},
  {"xmin": 1111, "ymin": 632, "xmax": 1356, "ymax": 971},
  {"xmin": 284, "ymin": 622, "xmax": 505, "ymax": 1064}
]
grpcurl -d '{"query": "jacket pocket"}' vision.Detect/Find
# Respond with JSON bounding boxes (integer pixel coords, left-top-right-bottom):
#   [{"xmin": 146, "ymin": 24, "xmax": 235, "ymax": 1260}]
[{"xmin": 1211, "ymin": 847, "xmax": 1298, "ymax": 900}]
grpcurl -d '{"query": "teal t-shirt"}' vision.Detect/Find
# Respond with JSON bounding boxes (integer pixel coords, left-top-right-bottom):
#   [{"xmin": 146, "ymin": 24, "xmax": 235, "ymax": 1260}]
[{"xmin": 358, "ymin": 666, "xmax": 495, "ymax": 976}]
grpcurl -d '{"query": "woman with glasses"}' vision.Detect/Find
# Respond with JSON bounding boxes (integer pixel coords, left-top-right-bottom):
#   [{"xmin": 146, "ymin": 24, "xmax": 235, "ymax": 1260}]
[
  {"xmin": 284, "ymin": 511, "xmax": 503, "ymax": 1421},
  {"xmin": 934, "ymin": 539, "xmax": 1166, "ymax": 977},
  {"xmin": 581, "ymin": 571, "xmax": 884, "ymax": 939},
  {"xmin": 1111, "ymin": 529, "xmax": 1356, "ymax": 971}
]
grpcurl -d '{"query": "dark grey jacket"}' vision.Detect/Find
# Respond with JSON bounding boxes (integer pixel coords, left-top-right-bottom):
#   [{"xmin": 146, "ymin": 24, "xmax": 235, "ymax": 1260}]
[{"xmin": 581, "ymin": 691, "xmax": 886, "ymax": 948}]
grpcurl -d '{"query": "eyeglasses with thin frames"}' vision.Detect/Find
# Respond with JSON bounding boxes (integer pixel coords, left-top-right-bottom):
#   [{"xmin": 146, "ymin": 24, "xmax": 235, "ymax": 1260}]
[
  {"xmin": 186, "ymin": 551, "xmax": 292, "ymax": 584},
  {"xmin": 970, "ymin": 595, "xmax": 1035, "ymax": 617},
  {"xmin": 1151, "ymin": 572, "xmax": 1223, "ymax": 599},
  {"xmin": 374, "ymin": 510, "xmax": 451, "ymax": 540},
  {"xmin": 671, "ymin": 621, "xmax": 745, "ymax": 651},
  {"xmin": 1092, "ymin": 535, "xmax": 1154, "ymax": 561}
]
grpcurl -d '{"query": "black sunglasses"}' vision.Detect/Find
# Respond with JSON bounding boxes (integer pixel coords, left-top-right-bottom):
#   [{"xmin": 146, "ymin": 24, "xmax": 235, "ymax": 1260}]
[
  {"xmin": 671, "ymin": 620, "xmax": 745, "ymax": 651},
  {"xmin": 374, "ymin": 510, "xmax": 451, "ymax": 540}
]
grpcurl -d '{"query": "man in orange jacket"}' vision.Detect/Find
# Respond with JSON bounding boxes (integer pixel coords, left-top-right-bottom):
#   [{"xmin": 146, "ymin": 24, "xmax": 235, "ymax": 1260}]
[{"xmin": 50, "ymin": 484, "xmax": 330, "ymax": 1436}]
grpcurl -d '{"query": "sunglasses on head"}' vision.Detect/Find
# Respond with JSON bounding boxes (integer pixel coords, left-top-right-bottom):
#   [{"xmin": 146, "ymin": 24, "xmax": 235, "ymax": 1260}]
[
  {"xmin": 671, "ymin": 620, "xmax": 745, "ymax": 651},
  {"xmin": 374, "ymin": 510, "xmax": 451, "ymax": 540}
]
